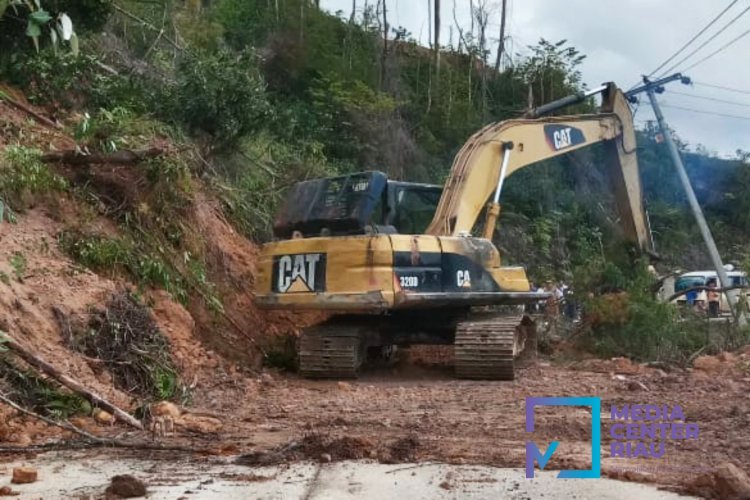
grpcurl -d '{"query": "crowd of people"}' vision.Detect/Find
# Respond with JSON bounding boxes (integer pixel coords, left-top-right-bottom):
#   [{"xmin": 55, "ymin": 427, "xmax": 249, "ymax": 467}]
[
  {"xmin": 527, "ymin": 280, "xmax": 580, "ymax": 320},
  {"xmin": 684, "ymin": 277, "xmax": 722, "ymax": 318}
]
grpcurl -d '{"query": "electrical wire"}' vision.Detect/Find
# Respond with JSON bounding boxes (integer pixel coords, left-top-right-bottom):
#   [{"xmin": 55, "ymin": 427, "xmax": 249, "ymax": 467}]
[
  {"xmin": 660, "ymin": 103, "xmax": 750, "ymax": 121},
  {"xmin": 694, "ymin": 81, "xmax": 750, "ymax": 95},
  {"xmin": 682, "ymin": 26, "xmax": 750, "ymax": 71},
  {"xmin": 659, "ymin": 3, "xmax": 750, "ymax": 76},
  {"xmin": 647, "ymin": 0, "xmax": 741, "ymax": 77},
  {"xmin": 667, "ymin": 90, "xmax": 750, "ymax": 108}
]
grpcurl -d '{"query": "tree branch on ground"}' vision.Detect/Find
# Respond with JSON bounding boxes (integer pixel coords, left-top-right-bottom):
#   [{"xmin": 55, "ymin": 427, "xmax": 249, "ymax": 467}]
[
  {"xmin": 41, "ymin": 148, "xmax": 164, "ymax": 165},
  {"xmin": 4, "ymin": 335, "xmax": 143, "ymax": 429}
]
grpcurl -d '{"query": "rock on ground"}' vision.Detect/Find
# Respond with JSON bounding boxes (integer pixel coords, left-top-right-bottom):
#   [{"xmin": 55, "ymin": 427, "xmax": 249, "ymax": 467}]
[
  {"xmin": 105, "ymin": 475, "xmax": 147, "ymax": 498},
  {"xmin": 11, "ymin": 467, "xmax": 37, "ymax": 484}
]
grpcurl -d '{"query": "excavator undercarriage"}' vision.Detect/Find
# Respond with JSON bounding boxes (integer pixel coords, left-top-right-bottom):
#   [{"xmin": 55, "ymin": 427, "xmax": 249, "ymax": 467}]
[{"xmin": 296, "ymin": 310, "xmax": 533, "ymax": 380}]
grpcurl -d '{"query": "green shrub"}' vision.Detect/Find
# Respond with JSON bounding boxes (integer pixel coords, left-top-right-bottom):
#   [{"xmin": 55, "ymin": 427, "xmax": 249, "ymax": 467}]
[
  {"xmin": 166, "ymin": 49, "xmax": 270, "ymax": 150},
  {"xmin": 0, "ymin": 146, "xmax": 67, "ymax": 210},
  {"xmin": 9, "ymin": 252, "xmax": 27, "ymax": 281},
  {"xmin": 58, "ymin": 231, "xmax": 130, "ymax": 270},
  {"xmin": 58, "ymin": 231, "xmax": 189, "ymax": 304},
  {"xmin": 4, "ymin": 49, "xmax": 150, "ymax": 111},
  {"xmin": 575, "ymin": 260, "xmax": 711, "ymax": 365},
  {"xmin": 74, "ymin": 107, "xmax": 174, "ymax": 152}
]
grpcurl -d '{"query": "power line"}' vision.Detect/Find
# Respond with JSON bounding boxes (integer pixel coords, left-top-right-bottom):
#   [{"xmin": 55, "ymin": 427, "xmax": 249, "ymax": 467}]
[
  {"xmin": 683, "ymin": 26, "xmax": 750, "ymax": 71},
  {"xmin": 667, "ymin": 90, "xmax": 750, "ymax": 108},
  {"xmin": 647, "ymin": 0, "xmax": 741, "ymax": 77},
  {"xmin": 660, "ymin": 103, "xmax": 750, "ymax": 121},
  {"xmin": 660, "ymin": 4, "xmax": 750, "ymax": 76},
  {"xmin": 694, "ymin": 81, "xmax": 750, "ymax": 95}
]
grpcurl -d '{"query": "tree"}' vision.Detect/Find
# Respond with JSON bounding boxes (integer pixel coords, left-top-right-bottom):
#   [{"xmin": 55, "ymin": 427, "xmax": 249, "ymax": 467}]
[{"xmin": 515, "ymin": 39, "xmax": 587, "ymax": 106}]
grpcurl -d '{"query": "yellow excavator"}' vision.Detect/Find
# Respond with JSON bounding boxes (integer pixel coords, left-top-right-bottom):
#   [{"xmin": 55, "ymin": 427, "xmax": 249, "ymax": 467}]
[{"xmin": 255, "ymin": 83, "xmax": 653, "ymax": 379}]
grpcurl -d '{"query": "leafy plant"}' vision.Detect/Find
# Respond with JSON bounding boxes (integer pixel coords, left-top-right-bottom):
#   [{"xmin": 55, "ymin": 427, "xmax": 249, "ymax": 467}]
[
  {"xmin": 74, "ymin": 107, "xmax": 174, "ymax": 152},
  {"xmin": 0, "ymin": 146, "xmax": 67, "ymax": 210},
  {"xmin": 0, "ymin": 359, "xmax": 91, "ymax": 419},
  {"xmin": 575, "ymin": 260, "xmax": 712, "ymax": 365},
  {"xmin": 9, "ymin": 252, "xmax": 26, "ymax": 281},
  {"xmin": 0, "ymin": 198, "xmax": 17, "ymax": 224},
  {"xmin": 166, "ymin": 49, "xmax": 270, "ymax": 151},
  {"xmin": 58, "ymin": 231, "xmax": 192, "ymax": 305},
  {"xmin": 2, "ymin": 0, "xmax": 78, "ymax": 53}
]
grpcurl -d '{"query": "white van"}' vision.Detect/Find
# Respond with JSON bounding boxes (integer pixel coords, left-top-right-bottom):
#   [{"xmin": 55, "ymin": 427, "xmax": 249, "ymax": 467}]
[{"xmin": 673, "ymin": 270, "xmax": 749, "ymax": 313}]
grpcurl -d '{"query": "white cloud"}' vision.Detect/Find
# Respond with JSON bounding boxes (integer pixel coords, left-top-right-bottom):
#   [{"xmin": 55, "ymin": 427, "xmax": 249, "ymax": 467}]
[{"xmin": 321, "ymin": 0, "xmax": 750, "ymax": 156}]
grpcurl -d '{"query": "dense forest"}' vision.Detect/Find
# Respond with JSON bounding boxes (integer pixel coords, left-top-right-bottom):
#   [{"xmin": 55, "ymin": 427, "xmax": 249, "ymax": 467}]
[{"xmin": 2, "ymin": 0, "xmax": 750, "ymax": 360}]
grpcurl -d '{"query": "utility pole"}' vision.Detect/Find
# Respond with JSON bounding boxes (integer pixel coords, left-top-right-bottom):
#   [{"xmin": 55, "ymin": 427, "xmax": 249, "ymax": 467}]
[{"xmin": 630, "ymin": 74, "xmax": 747, "ymax": 326}]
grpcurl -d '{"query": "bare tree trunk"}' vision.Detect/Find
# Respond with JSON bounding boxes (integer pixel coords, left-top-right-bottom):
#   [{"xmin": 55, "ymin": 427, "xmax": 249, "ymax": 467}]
[
  {"xmin": 427, "ymin": 0, "xmax": 432, "ymax": 48},
  {"xmin": 474, "ymin": 0, "xmax": 489, "ymax": 120},
  {"xmin": 494, "ymin": 0, "xmax": 507, "ymax": 73},
  {"xmin": 426, "ymin": 72, "xmax": 433, "ymax": 113},
  {"xmin": 434, "ymin": 0, "xmax": 441, "ymax": 71},
  {"xmin": 469, "ymin": 0, "xmax": 475, "ymax": 37},
  {"xmin": 380, "ymin": 0, "xmax": 388, "ymax": 89},
  {"xmin": 347, "ymin": 0, "xmax": 357, "ymax": 69},
  {"xmin": 527, "ymin": 84, "xmax": 534, "ymax": 113},
  {"xmin": 299, "ymin": 0, "xmax": 305, "ymax": 44},
  {"xmin": 447, "ymin": 65, "xmax": 453, "ymax": 119},
  {"xmin": 452, "ymin": 0, "xmax": 466, "ymax": 54}
]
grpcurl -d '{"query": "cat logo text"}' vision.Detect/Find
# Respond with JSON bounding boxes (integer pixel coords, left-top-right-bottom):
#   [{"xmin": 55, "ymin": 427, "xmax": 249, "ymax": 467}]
[{"xmin": 273, "ymin": 253, "xmax": 327, "ymax": 293}]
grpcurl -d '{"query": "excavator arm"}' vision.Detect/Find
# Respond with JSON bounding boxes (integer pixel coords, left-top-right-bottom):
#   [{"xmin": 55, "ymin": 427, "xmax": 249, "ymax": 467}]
[{"xmin": 425, "ymin": 84, "xmax": 653, "ymax": 254}]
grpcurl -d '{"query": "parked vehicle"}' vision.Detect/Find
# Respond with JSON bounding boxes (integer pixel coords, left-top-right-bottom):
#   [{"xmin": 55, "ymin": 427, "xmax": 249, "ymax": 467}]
[{"xmin": 672, "ymin": 269, "xmax": 749, "ymax": 314}]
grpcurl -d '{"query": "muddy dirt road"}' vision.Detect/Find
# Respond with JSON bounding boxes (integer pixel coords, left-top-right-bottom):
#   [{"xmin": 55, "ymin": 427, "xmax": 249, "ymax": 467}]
[
  {"xmin": 186, "ymin": 349, "xmax": 750, "ymax": 496},
  {"xmin": 2, "ymin": 350, "xmax": 749, "ymax": 498}
]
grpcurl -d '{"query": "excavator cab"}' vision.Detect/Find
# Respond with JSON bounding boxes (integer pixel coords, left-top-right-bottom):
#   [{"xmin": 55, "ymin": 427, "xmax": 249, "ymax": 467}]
[{"xmin": 272, "ymin": 171, "xmax": 442, "ymax": 238}]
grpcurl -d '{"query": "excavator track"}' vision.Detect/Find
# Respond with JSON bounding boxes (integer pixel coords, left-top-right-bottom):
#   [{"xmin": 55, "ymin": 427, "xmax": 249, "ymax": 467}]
[
  {"xmin": 299, "ymin": 323, "xmax": 367, "ymax": 379},
  {"xmin": 454, "ymin": 315, "xmax": 524, "ymax": 380}
]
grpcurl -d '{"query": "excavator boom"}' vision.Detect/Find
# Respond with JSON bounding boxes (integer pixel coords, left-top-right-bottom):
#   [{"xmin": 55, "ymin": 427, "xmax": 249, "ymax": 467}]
[{"xmin": 425, "ymin": 84, "xmax": 653, "ymax": 254}]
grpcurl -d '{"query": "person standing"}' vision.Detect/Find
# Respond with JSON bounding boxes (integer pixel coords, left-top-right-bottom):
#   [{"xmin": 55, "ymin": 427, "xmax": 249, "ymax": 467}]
[
  {"xmin": 544, "ymin": 281, "xmax": 559, "ymax": 317},
  {"xmin": 707, "ymin": 278, "xmax": 720, "ymax": 318}
]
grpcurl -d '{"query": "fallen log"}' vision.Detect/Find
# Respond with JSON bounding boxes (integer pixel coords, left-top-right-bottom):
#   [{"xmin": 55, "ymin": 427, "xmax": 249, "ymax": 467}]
[
  {"xmin": 41, "ymin": 148, "xmax": 164, "ymax": 165},
  {"xmin": 0, "ymin": 93, "xmax": 62, "ymax": 130},
  {"xmin": 4, "ymin": 335, "xmax": 143, "ymax": 430}
]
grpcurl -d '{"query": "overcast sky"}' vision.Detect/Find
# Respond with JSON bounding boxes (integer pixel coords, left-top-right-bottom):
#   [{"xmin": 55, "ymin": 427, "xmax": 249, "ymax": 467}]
[{"xmin": 321, "ymin": 0, "xmax": 750, "ymax": 157}]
